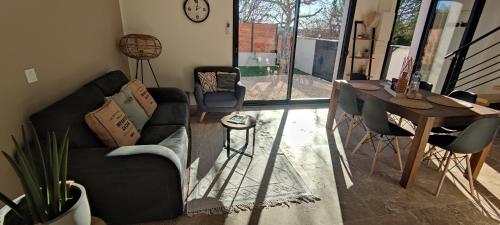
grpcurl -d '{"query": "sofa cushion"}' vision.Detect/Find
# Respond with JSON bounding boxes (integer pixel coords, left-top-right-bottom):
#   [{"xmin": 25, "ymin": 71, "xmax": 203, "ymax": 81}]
[
  {"xmin": 91, "ymin": 70, "xmax": 129, "ymax": 96},
  {"xmin": 146, "ymin": 103, "xmax": 189, "ymax": 126},
  {"xmin": 197, "ymin": 72, "xmax": 217, "ymax": 93},
  {"xmin": 216, "ymin": 72, "xmax": 237, "ymax": 92},
  {"xmin": 30, "ymin": 84, "xmax": 106, "ymax": 148},
  {"xmin": 138, "ymin": 125, "xmax": 184, "ymax": 145},
  {"xmin": 107, "ymin": 88, "xmax": 149, "ymax": 131},
  {"xmin": 123, "ymin": 80, "xmax": 158, "ymax": 117},
  {"xmin": 85, "ymin": 100, "xmax": 141, "ymax": 147},
  {"xmin": 204, "ymin": 92, "xmax": 238, "ymax": 108}
]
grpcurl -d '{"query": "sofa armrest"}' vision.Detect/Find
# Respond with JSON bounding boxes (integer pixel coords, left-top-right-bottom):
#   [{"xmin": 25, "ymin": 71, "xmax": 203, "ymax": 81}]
[
  {"xmin": 148, "ymin": 87, "xmax": 189, "ymax": 104},
  {"xmin": 194, "ymin": 83, "xmax": 207, "ymax": 111},
  {"xmin": 68, "ymin": 147, "xmax": 184, "ymax": 224},
  {"xmin": 235, "ymin": 82, "xmax": 246, "ymax": 109}
]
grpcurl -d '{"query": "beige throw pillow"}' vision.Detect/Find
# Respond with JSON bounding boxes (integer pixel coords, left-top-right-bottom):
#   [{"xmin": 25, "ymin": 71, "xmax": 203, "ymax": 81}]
[
  {"xmin": 197, "ymin": 72, "xmax": 217, "ymax": 93},
  {"xmin": 85, "ymin": 100, "xmax": 140, "ymax": 147},
  {"xmin": 122, "ymin": 80, "xmax": 158, "ymax": 117}
]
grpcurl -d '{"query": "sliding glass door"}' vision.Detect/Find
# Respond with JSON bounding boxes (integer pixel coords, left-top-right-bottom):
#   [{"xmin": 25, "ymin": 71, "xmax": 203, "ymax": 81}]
[
  {"xmin": 291, "ymin": 0, "xmax": 347, "ymax": 99},
  {"xmin": 381, "ymin": 0, "xmax": 423, "ymax": 81},
  {"xmin": 236, "ymin": 0, "xmax": 297, "ymax": 101},
  {"xmin": 234, "ymin": 0, "xmax": 353, "ymax": 102},
  {"xmin": 416, "ymin": 0, "xmax": 475, "ymax": 92}
]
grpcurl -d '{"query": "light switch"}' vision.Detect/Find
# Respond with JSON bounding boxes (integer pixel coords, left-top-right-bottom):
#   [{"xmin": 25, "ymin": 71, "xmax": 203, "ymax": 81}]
[{"xmin": 24, "ymin": 68, "xmax": 38, "ymax": 84}]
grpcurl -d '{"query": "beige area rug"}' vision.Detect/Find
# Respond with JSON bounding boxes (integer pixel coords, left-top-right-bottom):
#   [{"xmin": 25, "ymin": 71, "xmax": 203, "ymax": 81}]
[{"xmin": 187, "ymin": 111, "xmax": 320, "ymax": 215}]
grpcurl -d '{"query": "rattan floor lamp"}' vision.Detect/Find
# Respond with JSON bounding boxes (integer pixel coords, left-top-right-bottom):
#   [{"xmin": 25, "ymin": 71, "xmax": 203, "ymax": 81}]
[{"xmin": 119, "ymin": 34, "xmax": 162, "ymax": 87}]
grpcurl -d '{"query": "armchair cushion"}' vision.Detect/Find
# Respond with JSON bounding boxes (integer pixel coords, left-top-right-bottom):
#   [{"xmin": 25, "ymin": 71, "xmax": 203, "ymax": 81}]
[
  {"xmin": 204, "ymin": 92, "xmax": 238, "ymax": 108},
  {"xmin": 197, "ymin": 72, "xmax": 217, "ymax": 93},
  {"xmin": 216, "ymin": 72, "xmax": 237, "ymax": 92}
]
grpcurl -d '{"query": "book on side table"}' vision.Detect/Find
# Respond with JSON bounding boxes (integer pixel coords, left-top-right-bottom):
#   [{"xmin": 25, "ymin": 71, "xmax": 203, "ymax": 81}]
[{"xmin": 228, "ymin": 114, "xmax": 248, "ymax": 124}]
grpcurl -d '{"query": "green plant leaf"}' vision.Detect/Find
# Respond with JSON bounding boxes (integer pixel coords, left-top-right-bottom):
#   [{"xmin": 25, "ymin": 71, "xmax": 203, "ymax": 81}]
[
  {"xmin": 60, "ymin": 129, "xmax": 70, "ymax": 207},
  {"xmin": 51, "ymin": 132, "xmax": 61, "ymax": 213},
  {"xmin": 2, "ymin": 151, "xmax": 43, "ymax": 222},
  {"xmin": 12, "ymin": 146, "xmax": 49, "ymax": 222},
  {"xmin": 0, "ymin": 192, "xmax": 32, "ymax": 225},
  {"xmin": 31, "ymin": 126, "xmax": 49, "ymax": 211}
]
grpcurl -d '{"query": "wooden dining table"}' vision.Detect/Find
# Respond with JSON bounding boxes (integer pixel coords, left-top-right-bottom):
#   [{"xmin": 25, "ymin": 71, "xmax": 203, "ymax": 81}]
[{"xmin": 326, "ymin": 80, "xmax": 500, "ymax": 188}]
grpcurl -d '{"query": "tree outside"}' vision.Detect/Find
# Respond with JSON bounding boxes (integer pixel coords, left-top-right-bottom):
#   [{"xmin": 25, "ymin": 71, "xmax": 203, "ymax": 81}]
[{"xmin": 392, "ymin": 0, "xmax": 422, "ymax": 46}]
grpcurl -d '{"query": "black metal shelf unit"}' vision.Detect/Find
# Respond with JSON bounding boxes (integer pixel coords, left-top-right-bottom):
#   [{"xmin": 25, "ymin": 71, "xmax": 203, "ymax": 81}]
[{"xmin": 350, "ymin": 21, "xmax": 375, "ymax": 80}]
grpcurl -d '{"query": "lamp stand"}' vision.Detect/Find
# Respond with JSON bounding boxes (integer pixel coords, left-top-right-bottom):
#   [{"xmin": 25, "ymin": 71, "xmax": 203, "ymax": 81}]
[{"xmin": 134, "ymin": 59, "xmax": 160, "ymax": 88}]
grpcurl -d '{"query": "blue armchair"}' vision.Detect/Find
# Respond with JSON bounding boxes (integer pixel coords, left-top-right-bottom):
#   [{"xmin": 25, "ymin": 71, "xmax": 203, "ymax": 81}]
[{"xmin": 194, "ymin": 66, "xmax": 246, "ymax": 122}]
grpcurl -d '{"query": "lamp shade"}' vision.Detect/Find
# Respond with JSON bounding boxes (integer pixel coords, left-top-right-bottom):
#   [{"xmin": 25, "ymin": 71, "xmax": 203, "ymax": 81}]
[{"xmin": 119, "ymin": 34, "xmax": 162, "ymax": 60}]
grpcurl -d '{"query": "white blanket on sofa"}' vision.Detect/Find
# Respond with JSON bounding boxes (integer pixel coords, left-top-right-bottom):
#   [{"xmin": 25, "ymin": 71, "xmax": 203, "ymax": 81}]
[{"xmin": 106, "ymin": 127, "xmax": 188, "ymax": 194}]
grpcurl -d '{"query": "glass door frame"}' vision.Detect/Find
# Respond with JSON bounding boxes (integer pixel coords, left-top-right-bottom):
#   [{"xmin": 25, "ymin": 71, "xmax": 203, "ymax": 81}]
[
  {"xmin": 232, "ymin": 0, "xmax": 357, "ymax": 105},
  {"xmin": 379, "ymin": 0, "xmax": 485, "ymax": 94}
]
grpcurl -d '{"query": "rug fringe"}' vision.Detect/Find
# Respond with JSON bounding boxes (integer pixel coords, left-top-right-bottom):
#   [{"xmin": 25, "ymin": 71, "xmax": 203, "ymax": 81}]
[{"xmin": 187, "ymin": 194, "xmax": 321, "ymax": 216}]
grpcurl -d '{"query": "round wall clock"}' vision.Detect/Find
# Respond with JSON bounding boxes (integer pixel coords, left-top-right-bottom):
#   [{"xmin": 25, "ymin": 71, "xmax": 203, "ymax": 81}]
[{"xmin": 184, "ymin": 0, "xmax": 210, "ymax": 23}]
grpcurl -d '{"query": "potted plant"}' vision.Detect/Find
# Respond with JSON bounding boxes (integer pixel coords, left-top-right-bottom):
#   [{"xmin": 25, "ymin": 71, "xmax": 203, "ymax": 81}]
[{"xmin": 0, "ymin": 127, "xmax": 91, "ymax": 225}]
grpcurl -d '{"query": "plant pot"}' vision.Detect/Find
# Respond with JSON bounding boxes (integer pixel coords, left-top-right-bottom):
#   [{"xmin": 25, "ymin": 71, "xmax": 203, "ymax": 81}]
[{"xmin": 0, "ymin": 183, "xmax": 91, "ymax": 225}]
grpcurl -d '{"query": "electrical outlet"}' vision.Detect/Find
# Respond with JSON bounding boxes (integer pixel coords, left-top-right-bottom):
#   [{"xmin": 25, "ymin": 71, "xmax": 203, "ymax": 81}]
[
  {"xmin": 24, "ymin": 68, "xmax": 38, "ymax": 84},
  {"xmin": 225, "ymin": 21, "xmax": 231, "ymax": 34}
]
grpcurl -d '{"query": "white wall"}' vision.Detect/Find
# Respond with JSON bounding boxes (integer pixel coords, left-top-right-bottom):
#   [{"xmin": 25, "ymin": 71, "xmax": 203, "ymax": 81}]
[
  {"xmin": 386, "ymin": 46, "xmax": 410, "ymax": 81},
  {"xmin": 343, "ymin": 0, "xmax": 398, "ymax": 80},
  {"xmin": 294, "ymin": 37, "xmax": 316, "ymax": 74},
  {"xmin": 119, "ymin": 0, "xmax": 233, "ymax": 93}
]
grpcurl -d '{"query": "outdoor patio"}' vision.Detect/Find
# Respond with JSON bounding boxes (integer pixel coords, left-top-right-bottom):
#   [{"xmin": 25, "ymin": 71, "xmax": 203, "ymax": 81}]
[{"xmin": 241, "ymin": 74, "xmax": 333, "ymax": 100}]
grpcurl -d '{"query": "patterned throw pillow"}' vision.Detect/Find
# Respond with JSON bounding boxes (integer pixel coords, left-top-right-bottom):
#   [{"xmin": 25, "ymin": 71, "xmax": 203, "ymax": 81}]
[
  {"xmin": 197, "ymin": 72, "xmax": 217, "ymax": 93},
  {"xmin": 216, "ymin": 72, "xmax": 237, "ymax": 92},
  {"xmin": 122, "ymin": 80, "xmax": 158, "ymax": 117},
  {"xmin": 85, "ymin": 100, "xmax": 140, "ymax": 147}
]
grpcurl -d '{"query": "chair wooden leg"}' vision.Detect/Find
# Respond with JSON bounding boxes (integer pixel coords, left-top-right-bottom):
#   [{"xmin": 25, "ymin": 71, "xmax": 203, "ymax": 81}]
[
  {"xmin": 332, "ymin": 112, "xmax": 346, "ymax": 131},
  {"xmin": 465, "ymin": 154, "xmax": 475, "ymax": 196},
  {"xmin": 199, "ymin": 112, "xmax": 207, "ymax": 123},
  {"xmin": 426, "ymin": 146, "xmax": 436, "ymax": 167},
  {"xmin": 351, "ymin": 131, "xmax": 370, "ymax": 156},
  {"xmin": 394, "ymin": 137, "xmax": 403, "ymax": 172},
  {"xmin": 436, "ymin": 153, "xmax": 453, "ymax": 197},
  {"xmin": 345, "ymin": 116, "xmax": 355, "ymax": 147},
  {"xmin": 370, "ymin": 136, "xmax": 384, "ymax": 175},
  {"xmin": 438, "ymin": 151, "xmax": 450, "ymax": 172}
]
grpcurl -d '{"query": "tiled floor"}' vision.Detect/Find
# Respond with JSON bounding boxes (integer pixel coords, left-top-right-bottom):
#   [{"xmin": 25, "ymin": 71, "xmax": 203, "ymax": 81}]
[{"xmin": 148, "ymin": 106, "xmax": 500, "ymax": 225}]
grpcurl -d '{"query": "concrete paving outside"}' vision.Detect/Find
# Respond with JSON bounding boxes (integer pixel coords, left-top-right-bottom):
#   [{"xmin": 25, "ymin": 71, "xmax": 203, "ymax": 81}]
[{"xmin": 241, "ymin": 74, "xmax": 333, "ymax": 100}]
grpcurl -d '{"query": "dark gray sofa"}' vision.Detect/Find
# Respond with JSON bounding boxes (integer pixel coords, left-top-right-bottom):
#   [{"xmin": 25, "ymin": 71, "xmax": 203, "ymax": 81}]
[{"xmin": 30, "ymin": 70, "xmax": 190, "ymax": 225}]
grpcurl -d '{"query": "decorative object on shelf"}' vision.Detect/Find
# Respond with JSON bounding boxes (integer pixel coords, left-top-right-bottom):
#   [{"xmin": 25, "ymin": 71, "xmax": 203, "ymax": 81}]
[
  {"xmin": 395, "ymin": 56, "xmax": 414, "ymax": 94},
  {"xmin": 184, "ymin": 0, "xmax": 210, "ymax": 23},
  {"xmin": 119, "ymin": 34, "xmax": 162, "ymax": 87},
  {"xmin": 350, "ymin": 21, "xmax": 375, "ymax": 80},
  {"xmin": 0, "ymin": 127, "xmax": 91, "ymax": 225},
  {"xmin": 364, "ymin": 11, "xmax": 380, "ymax": 29}
]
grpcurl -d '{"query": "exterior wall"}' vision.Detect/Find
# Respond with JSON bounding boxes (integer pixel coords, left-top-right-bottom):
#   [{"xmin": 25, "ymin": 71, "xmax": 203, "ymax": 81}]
[
  {"xmin": 239, "ymin": 23, "xmax": 277, "ymax": 53},
  {"xmin": 385, "ymin": 46, "xmax": 411, "ymax": 81},
  {"xmin": 238, "ymin": 52, "xmax": 277, "ymax": 67},
  {"xmin": 294, "ymin": 37, "xmax": 317, "ymax": 74}
]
